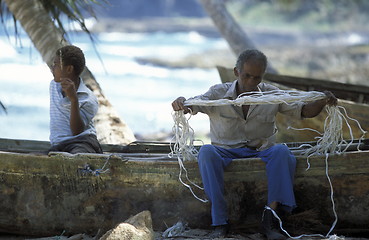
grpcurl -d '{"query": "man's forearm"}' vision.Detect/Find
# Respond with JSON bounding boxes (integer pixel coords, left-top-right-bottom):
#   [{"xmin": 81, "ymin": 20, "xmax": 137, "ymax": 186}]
[{"xmin": 301, "ymin": 99, "xmax": 326, "ymax": 118}]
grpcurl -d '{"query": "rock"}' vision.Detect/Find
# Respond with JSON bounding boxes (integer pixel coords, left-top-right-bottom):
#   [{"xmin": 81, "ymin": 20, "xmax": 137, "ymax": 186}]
[{"xmin": 99, "ymin": 210, "xmax": 154, "ymax": 240}]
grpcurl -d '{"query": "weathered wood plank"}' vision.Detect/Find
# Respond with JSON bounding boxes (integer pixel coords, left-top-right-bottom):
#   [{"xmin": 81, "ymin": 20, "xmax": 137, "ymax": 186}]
[
  {"xmin": 1, "ymin": 137, "xmax": 369, "ymax": 155},
  {"xmin": 263, "ymin": 73, "xmax": 369, "ymax": 104},
  {"xmin": 0, "ymin": 138, "xmax": 50, "ymax": 153}
]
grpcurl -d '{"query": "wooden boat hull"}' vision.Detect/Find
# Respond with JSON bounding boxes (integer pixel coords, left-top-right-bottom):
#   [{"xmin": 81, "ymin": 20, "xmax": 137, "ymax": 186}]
[{"xmin": 1, "ymin": 143, "xmax": 369, "ymax": 236}]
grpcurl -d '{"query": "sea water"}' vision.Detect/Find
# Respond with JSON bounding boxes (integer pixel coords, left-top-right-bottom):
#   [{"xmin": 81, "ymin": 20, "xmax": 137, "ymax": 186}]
[{"xmin": 0, "ymin": 29, "xmax": 228, "ymax": 141}]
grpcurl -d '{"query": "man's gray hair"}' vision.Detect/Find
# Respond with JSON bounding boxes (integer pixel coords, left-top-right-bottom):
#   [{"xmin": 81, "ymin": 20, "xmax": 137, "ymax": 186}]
[{"xmin": 235, "ymin": 49, "xmax": 268, "ymax": 72}]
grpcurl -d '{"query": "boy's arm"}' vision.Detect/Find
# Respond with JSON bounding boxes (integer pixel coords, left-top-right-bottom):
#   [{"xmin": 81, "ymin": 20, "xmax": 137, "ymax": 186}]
[{"xmin": 61, "ymin": 78, "xmax": 85, "ymax": 135}]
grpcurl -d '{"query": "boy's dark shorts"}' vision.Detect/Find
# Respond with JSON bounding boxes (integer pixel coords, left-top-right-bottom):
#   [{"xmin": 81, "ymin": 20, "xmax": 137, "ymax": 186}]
[{"xmin": 49, "ymin": 134, "xmax": 103, "ymax": 154}]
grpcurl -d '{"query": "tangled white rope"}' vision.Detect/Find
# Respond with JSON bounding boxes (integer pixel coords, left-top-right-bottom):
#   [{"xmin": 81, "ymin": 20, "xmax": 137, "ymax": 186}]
[
  {"xmin": 184, "ymin": 89, "xmax": 327, "ymax": 107},
  {"xmin": 282, "ymin": 103, "xmax": 365, "ymax": 238},
  {"xmin": 169, "ymin": 109, "xmax": 208, "ymax": 202},
  {"xmin": 294, "ymin": 105, "xmax": 367, "ymax": 160},
  {"xmin": 169, "ymin": 89, "xmax": 367, "ymax": 238}
]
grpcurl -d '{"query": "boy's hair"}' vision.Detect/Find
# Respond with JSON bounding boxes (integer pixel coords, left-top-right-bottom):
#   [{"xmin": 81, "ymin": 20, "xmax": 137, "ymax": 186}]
[
  {"xmin": 235, "ymin": 49, "xmax": 268, "ymax": 72},
  {"xmin": 56, "ymin": 45, "xmax": 86, "ymax": 76}
]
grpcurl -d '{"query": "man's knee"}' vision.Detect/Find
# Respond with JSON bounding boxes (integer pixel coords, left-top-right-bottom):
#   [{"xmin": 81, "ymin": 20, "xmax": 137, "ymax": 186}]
[
  {"xmin": 198, "ymin": 144, "xmax": 218, "ymax": 163},
  {"xmin": 271, "ymin": 144, "xmax": 291, "ymax": 155},
  {"xmin": 270, "ymin": 144, "xmax": 296, "ymax": 165},
  {"xmin": 199, "ymin": 144, "xmax": 216, "ymax": 156}
]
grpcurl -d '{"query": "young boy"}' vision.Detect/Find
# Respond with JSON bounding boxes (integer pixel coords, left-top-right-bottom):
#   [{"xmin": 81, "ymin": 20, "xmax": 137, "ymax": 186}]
[{"xmin": 48, "ymin": 45, "xmax": 102, "ymax": 154}]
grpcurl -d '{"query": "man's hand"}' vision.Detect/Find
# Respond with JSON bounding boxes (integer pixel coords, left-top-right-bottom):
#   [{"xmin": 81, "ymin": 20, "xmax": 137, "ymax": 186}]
[
  {"xmin": 323, "ymin": 91, "xmax": 338, "ymax": 106},
  {"xmin": 60, "ymin": 78, "xmax": 78, "ymax": 102},
  {"xmin": 172, "ymin": 96, "xmax": 191, "ymax": 114}
]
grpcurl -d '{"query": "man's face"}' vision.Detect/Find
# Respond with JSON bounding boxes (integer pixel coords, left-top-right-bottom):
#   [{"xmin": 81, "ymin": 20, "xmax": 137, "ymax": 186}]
[{"xmin": 235, "ymin": 60, "xmax": 265, "ymax": 93}]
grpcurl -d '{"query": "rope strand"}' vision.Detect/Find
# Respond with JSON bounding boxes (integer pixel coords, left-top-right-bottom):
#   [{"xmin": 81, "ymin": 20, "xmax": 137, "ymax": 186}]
[{"xmin": 169, "ymin": 110, "xmax": 208, "ymax": 202}]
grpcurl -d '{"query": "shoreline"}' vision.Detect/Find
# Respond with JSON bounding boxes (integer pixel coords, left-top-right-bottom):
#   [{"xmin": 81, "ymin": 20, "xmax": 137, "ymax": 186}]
[
  {"xmin": 90, "ymin": 17, "xmax": 369, "ymax": 47},
  {"xmin": 91, "ymin": 17, "xmax": 221, "ymax": 38}
]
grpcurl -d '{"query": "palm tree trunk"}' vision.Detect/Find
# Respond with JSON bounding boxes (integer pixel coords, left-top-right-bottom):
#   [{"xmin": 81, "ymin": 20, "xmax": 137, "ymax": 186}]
[
  {"xmin": 199, "ymin": 0, "xmax": 277, "ymax": 73},
  {"xmin": 4, "ymin": 0, "xmax": 136, "ymax": 145}
]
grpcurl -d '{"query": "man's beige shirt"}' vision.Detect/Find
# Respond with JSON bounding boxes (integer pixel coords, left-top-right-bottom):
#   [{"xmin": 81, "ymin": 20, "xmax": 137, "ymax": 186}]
[{"xmin": 190, "ymin": 80, "xmax": 304, "ymax": 151}]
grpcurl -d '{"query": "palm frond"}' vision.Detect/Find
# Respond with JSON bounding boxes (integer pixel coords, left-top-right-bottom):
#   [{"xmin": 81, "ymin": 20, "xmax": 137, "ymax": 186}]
[
  {"xmin": 0, "ymin": 0, "xmax": 19, "ymax": 39},
  {"xmin": 1, "ymin": 0, "xmax": 109, "ymax": 70},
  {"xmin": 1, "ymin": 0, "xmax": 109, "ymax": 42},
  {"xmin": 0, "ymin": 101, "xmax": 7, "ymax": 114},
  {"xmin": 40, "ymin": 0, "xmax": 108, "ymax": 40}
]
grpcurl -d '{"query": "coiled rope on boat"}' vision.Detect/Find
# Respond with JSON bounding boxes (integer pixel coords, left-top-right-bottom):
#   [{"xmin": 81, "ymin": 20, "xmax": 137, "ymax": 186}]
[{"xmin": 169, "ymin": 89, "xmax": 367, "ymax": 238}]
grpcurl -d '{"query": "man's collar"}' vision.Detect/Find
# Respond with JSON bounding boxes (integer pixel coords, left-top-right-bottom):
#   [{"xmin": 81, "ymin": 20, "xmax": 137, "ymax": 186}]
[
  {"xmin": 224, "ymin": 80, "xmax": 264, "ymax": 100},
  {"xmin": 224, "ymin": 80, "xmax": 238, "ymax": 100}
]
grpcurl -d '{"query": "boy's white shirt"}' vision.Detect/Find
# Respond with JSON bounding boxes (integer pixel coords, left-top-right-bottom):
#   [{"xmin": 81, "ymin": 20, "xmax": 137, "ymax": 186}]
[{"xmin": 49, "ymin": 79, "xmax": 98, "ymax": 146}]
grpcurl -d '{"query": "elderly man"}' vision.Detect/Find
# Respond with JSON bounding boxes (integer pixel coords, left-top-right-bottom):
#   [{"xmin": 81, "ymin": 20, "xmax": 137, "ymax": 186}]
[{"xmin": 172, "ymin": 49, "xmax": 337, "ymax": 240}]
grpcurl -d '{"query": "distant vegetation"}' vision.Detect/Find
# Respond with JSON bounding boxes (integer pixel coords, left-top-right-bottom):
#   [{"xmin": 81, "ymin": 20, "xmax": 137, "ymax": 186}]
[
  {"xmin": 93, "ymin": 0, "xmax": 369, "ymax": 33},
  {"xmin": 98, "ymin": 0, "xmax": 369, "ymax": 32},
  {"xmin": 226, "ymin": 0, "xmax": 369, "ymax": 32}
]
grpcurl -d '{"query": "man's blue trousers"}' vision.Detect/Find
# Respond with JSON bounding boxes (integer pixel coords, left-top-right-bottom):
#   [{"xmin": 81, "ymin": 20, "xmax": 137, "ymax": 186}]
[{"xmin": 197, "ymin": 144, "xmax": 297, "ymax": 226}]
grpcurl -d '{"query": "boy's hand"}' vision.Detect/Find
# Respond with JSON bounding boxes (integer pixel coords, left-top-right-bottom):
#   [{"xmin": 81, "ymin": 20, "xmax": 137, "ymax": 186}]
[{"xmin": 60, "ymin": 78, "xmax": 78, "ymax": 102}]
